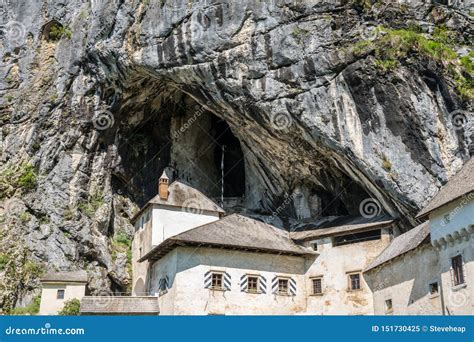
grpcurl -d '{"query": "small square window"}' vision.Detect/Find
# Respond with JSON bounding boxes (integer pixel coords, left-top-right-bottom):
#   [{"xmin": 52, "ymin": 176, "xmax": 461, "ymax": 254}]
[
  {"xmin": 277, "ymin": 278, "xmax": 289, "ymax": 294},
  {"xmin": 247, "ymin": 276, "xmax": 259, "ymax": 292},
  {"xmin": 57, "ymin": 289, "xmax": 65, "ymax": 299},
  {"xmin": 211, "ymin": 273, "xmax": 223, "ymax": 289},
  {"xmin": 348, "ymin": 273, "xmax": 361, "ymax": 291},
  {"xmin": 429, "ymin": 282, "xmax": 439, "ymax": 295},
  {"xmin": 312, "ymin": 278, "xmax": 323, "ymax": 295},
  {"xmin": 385, "ymin": 299, "xmax": 393, "ymax": 313}
]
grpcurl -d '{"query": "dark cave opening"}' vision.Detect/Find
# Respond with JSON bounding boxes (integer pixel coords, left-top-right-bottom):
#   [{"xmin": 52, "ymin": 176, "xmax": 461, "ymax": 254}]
[
  {"xmin": 109, "ymin": 86, "xmax": 246, "ymax": 208},
  {"xmin": 212, "ymin": 117, "xmax": 245, "ymax": 198}
]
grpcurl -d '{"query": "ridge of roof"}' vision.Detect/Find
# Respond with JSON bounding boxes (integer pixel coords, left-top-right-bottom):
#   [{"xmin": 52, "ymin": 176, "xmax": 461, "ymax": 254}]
[
  {"xmin": 139, "ymin": 214, "xmax": 314, "ymax": 262},
  {"xmin": 132, "ymin": 181, "xmax": 225, "ymax": 222},
  {"xmin": 417, "ymin": 158, "xmax": 474, "ymax": 218},
  {"xmin": 364, "ymin": 221, "xmax": 430, "ymax": 272}
]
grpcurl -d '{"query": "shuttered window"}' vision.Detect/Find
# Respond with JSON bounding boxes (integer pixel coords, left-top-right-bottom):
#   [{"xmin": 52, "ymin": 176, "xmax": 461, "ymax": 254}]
[
  {"xmin": 278, "ymin": 279, "xmax": 289, "ymax": 294},
  {"xmin": 211, "ymin": 273, "xmax": 223, "ymax": 289}
]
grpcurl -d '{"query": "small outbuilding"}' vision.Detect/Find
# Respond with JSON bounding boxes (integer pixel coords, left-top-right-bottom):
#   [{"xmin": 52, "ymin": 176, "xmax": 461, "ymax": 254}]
[{"xmin": 38, "ymin": 270, "xmax": 88, "ymax": 315}]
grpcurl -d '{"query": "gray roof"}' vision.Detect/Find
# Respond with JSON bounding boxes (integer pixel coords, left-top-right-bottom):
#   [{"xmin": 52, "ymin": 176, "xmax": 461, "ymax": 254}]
[
  {"xmin": 417, "ymin": 157, "xmax": 474, "ymax": 218},
  {"xmin": 40, "ymin": 270, "xmax": 88, "ymax": 283},
  {"xmin": 290, "ymin": 215, "xmax": 395, "ymax": 241},
  {"xmin": 364, "ymin": 221, "xmax": 430, "ymax": 272},
  {"xmin": 132, "ymin": 181, "xmax": 225, "ymax": 222},
  {"xmin": 80, "ymin": 296, "xmax": 159, "ymax": 314},
  {"xmin": 139, "ymin": 214, "xmax": 313, "ymax": 262}
]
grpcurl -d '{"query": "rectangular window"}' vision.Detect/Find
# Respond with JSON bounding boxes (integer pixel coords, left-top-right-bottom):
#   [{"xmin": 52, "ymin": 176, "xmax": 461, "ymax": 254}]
[
  {"xmin": 429, "ymin": 282, "xmax": 439, "ymax": 295},
  {"xmin": 312, "ymin": 278, "xmax": 323, "ymax": 295},
  {"xmin": 312, "ymin": 242, "xmax": 318, "ymax": 251},
  {"xmin": 348, "ymin": 273, "xmax": 361, "ymax": 291},
  {"xmin": 385, "ymin": 299, "xmax": 393, "ymax": 313},
  {"xmin": 277, "ymin": 278, "xmax": 289, "ymax": 295},
  {"xmin": 451, "ymin": 255, "xmax": 465, "ymax": 286},
  {"xmin": 333, "ymin": 229, "xmax": 381, "ymax": 247},
  {"xmin": 57, "ymin": 289, "xmax": 65, "ymax": 299},
  {"xmin": 247, "ymin": 276, "xmax": 259, "ymax": 292},
  {"xmin": 211, "ymin": 273, "xmax": 223, "ymax": 289}
]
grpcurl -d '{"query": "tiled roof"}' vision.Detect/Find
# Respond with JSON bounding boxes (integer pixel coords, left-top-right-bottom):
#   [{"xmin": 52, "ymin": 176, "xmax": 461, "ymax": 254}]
[
  {"xmin": 132, "ymin": 181, "xmax": 225, "ymax": 222},
  {"xmin": 290, "ymin": 215, "xmax": 395, "ymax": 241},
  {"xmin": 364, "ymin": 222, "xmax": 430, "ymax": 272},
  {"xmin": 40, "ymin": 271, "xmax": 88, "ymax": 283},
  {"xmin": 139, "ymin": 214, "xmax": 313, "ymax": 262},
  {"xmin": 417, "ymin": 157, "xmax": 474, "ymax": 218},
  {"xmin": 80, "ymin": 296, "xmax": 159, "ymax": 314}
]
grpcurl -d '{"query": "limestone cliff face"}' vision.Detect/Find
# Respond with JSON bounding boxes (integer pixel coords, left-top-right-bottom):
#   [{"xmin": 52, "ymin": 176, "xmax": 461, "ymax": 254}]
[{"xmin": 0, "ymin": 0, "xmax": 472, "ymax": 310}]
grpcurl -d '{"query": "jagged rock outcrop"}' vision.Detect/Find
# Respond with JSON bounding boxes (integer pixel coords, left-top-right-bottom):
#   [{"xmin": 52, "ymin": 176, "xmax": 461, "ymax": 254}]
[{"xmin": 0, "ymin": 0, "xmax": 472, "ymax": 310}]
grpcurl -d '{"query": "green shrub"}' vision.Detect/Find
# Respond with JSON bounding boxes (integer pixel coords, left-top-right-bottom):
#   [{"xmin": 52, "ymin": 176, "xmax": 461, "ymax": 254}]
[
  {"xmin": 0, "ymin": 253, "xmax": 9, "ymax": 271},
  {"xmin": 58, "ymin": 298, "xmax": 81, "ymax": 316},
  {"xmin": 78, "ymin": 193, "xmax": 103, "ymax": 218},
  {"xmin": 23, "ymin": 261, "xmax": 44, "ymax": 278},
  {"xmin": 382, "ymin": 155, "xmax": 392, "ymax": 171},
  {"xmin": 17, "ymin": 164, "xmax": 37, "ymax": 192},
  {"xmin": 19, "ymin": 212, "xmax": 31, "ymax": 224},
  {"xmin": 10, "ymin": 295, "xmax": 41, "ymax": 315},
  {"xmin": 48, "ymin": 24, "xmax": 72, "ymax": 41}
]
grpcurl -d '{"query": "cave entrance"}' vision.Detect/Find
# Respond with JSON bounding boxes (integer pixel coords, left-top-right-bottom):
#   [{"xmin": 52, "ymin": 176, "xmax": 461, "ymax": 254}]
[
  {"xmin": 212, "ymin": 117, "xmax": 245, "ymax": 199},
  {"xmin": 169, "ymin": 98, "xmax": 246, "ymax": 203}
]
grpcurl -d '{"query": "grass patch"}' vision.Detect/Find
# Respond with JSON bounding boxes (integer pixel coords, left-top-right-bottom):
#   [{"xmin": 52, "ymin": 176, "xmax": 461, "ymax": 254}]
[
  {"xmin": 19, "ymin": 212, "xmax": 31, "ymax": 224},
  {"xmin": 0, "ymin": 253, "xmax": 10, "ymax": 271},
  {"xmin": 381, "ymin": 155, "xmax": 392, "ymax": 172},
  {"xmin": 48, "ymin": 23, "xmax": 72, "ymax": 41},
  {"xmin": 78, "ymin": 193, "xmax": 103, "ymax": 218},
  {"xmin": 0, "ymin": 163, "xmax": 37, "ymax": 198},
  {"xmin": 351, "ymin": 25, "xmax": 473, "ymax": 99}
]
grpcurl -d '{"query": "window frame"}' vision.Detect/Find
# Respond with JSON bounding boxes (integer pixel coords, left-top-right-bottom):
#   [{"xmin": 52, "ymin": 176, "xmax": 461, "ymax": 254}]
[
  {"xmin": 347, "ymin": 272, "xmax": 362, "ymax": 291},
  {"xmin": 311, "ymin": 277, "xmax": 323, "ymax": 295},
  {"xmin": 276, "ymin": 277, "xmax": 290, "ymax": 295},
  {"xmin": 451, "ymin": 255, "xmax": 465, "ymax": 287},
  {"xmin": 246, "ymin": 275, "xmax": 260, "ymax": 293},
  {"xmin": 210, "ymin": 272, "xmax": 224, "ymax": 290},
  {"xmin": 56, "ymin": 289, "xmax": 65, "ymax": 300},
  {"xmin": 428, "ymin": 282, "xmax": 439, "ymax": 297},
  {"xmin": 384, "ymin": 299, "xmax": 393, "ymax": 314}
]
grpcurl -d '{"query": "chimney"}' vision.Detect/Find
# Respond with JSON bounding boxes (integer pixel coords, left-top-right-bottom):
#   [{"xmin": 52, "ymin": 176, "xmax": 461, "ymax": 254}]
[{"xmin": 158, "ymin": 170, "xmax": 170, "ymax": 200}]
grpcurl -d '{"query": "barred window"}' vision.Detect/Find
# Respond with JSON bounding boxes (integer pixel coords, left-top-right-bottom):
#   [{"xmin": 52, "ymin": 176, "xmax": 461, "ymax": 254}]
[
  {"xmin": 211, "ymin": 273, "xmax": 223, "ymax": 289},
  {"xmin": 451, "ymin": 255, "xmax": 465, "ymax": 286},
  {"xmin": 312, "ymin": 278, "xmax": 323, "ymax": 295},
  {"xmin": 348, "ymin": 273, "xmax": 361, "ymax": 291},
  {"xmin": 247, "ymin": 276, "xmax": 259, "ymax": 292},
  {"xmin": 278, "ymin": 278, "xmax": 289, "ymax": 294}
]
